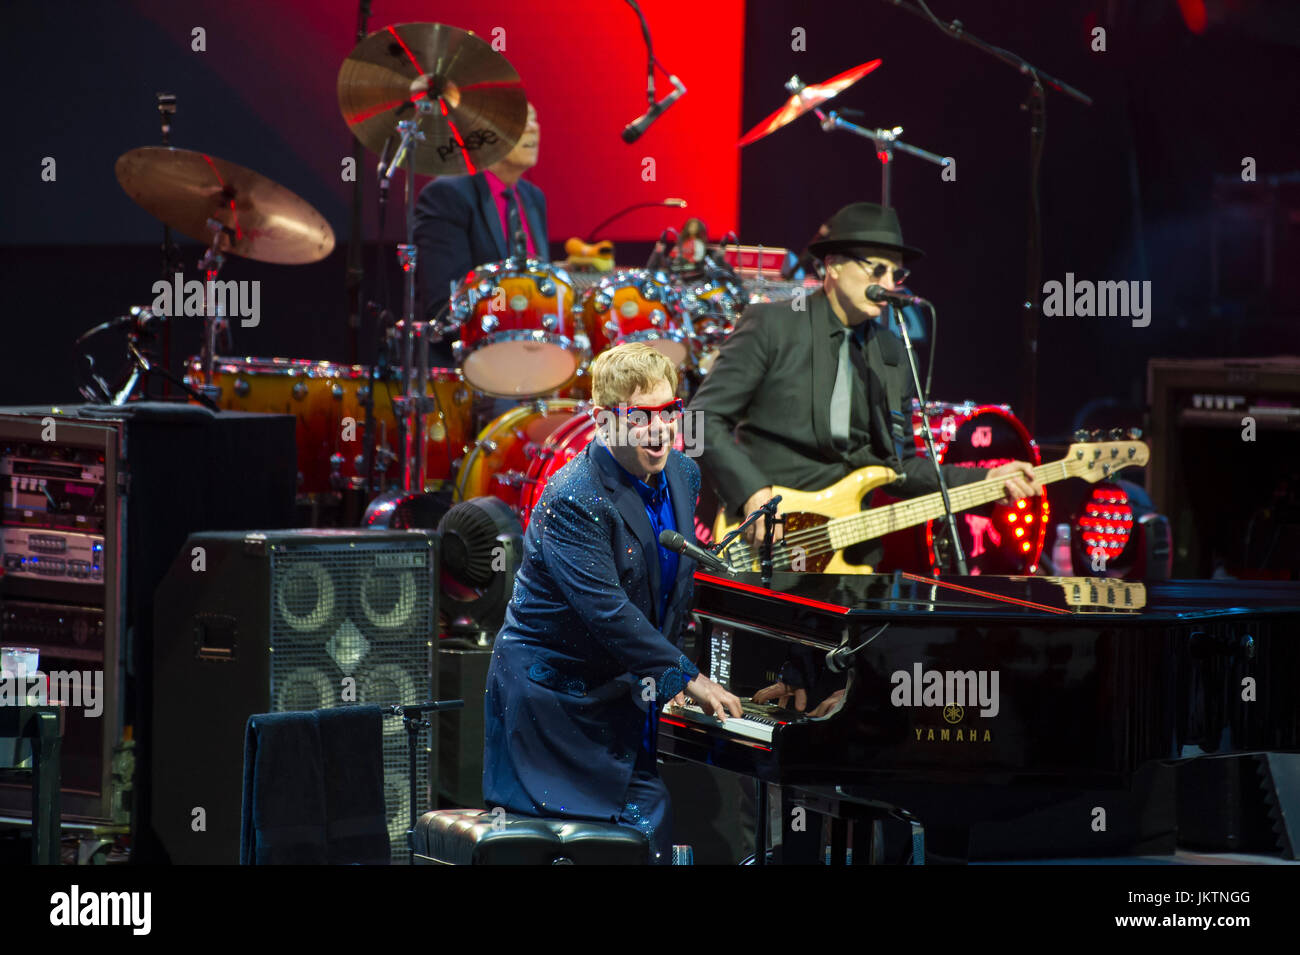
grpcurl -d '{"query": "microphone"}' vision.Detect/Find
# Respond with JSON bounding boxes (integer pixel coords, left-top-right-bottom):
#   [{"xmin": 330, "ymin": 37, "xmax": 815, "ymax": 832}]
[
  {"xmin": 866, "ymin": 284, "xmax": 928, "ymax": 307},
  {"xmin": 658, "ymin": 529, "xmax": 731, "ymax": 575},
  {"xmin": 622, "ymin": 76, "xmax": 687, "ymax": 144},
  {"xmin": 824, "ymin": 623, "xmax": 889, "ymax": 674}
]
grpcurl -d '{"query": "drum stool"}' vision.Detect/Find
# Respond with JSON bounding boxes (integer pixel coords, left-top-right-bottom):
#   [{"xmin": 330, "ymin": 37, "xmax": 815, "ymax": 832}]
[{"xmin": 410, "ymin": 808, "xmax": 648, "ymax": 865}]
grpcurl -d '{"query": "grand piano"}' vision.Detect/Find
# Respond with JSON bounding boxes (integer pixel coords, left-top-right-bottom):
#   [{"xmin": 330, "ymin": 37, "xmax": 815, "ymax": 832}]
[{"xmin": 658, "ymin": 571, "xmax": 1300, "ymax": 863}]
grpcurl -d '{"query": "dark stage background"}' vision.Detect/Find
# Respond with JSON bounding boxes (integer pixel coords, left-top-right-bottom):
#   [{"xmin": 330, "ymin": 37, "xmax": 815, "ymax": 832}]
[{"xmin": 1, "ymin": 0, "xmax": 1298, "ymax": 440}]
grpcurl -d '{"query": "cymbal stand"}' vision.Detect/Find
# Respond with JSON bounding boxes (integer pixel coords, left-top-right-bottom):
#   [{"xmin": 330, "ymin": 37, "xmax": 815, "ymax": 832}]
[
  {"xmin": 196, "ymin": 218, "xmax": 231, "ymax": 403},
  {"xmin": 378, "ymin": 104, "xmax": 439, "ymax": 493},
  {"xmin": 112, "ymin": 331, "xmax": 219, "ymax": 411},
  {"xmin": 813, "ymin": 109, "xmax": 950, "ymax": 209}
]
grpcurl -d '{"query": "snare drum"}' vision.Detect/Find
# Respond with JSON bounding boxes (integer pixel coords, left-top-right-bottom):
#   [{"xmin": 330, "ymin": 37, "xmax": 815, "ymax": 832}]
[
  {"xmin": 450, "ymin": 259, "xmax": 583, "ymax": 397},
  {"xmin": 455, "ymin": 399, "xmax": 585, "ymax": 517},
  {"xmin": 579, "ymin": 269, "xmax": 692, "ymax": 368},
  {"xmin": 189, "ymin": 357, "xmax": 472, "ymax": 496}
]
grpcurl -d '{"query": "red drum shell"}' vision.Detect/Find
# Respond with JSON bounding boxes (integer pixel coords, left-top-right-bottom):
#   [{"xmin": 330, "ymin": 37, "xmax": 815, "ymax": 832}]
[{"xmin": 451, "ymin": 260, "xmax": 582, "ymax": 397}]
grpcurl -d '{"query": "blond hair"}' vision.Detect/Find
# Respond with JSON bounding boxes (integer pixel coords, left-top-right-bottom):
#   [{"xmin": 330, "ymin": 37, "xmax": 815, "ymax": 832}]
[{"xmin": 590, "ymin": 343, "xmax": 678, "ymax": 407}]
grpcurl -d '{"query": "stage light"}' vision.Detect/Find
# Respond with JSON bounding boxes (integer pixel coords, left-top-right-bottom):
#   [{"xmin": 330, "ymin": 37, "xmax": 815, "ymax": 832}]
[{"xmin": 1071, "ymin": 479, "xmax": 1171, "ymax": 579}]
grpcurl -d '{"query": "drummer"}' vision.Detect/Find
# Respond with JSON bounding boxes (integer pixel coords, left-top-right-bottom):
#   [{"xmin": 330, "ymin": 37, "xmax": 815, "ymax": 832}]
[{"xmin": 414, "ymin": 101, "xmax": 548, "ymax": 365}]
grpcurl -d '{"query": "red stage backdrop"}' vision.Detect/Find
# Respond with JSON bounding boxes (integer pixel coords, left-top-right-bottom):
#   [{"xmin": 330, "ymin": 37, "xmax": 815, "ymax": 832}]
[{"xmin": 133, "ymin": 0, "xmax": 744, "ymax": 245}]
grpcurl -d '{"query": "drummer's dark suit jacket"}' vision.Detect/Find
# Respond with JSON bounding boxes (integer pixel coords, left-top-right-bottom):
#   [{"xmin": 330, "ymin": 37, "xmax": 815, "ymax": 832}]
[
  {"xmin": 414, "ymin": 173, "xmax": 550, "ymax": 321},
  {"xmin": 689, "ymin": 290, "xmax": 988, "ymax": 553},
  {"xmin": 482, "ymin": 441, "xmax": 701, "ymax": 823}
]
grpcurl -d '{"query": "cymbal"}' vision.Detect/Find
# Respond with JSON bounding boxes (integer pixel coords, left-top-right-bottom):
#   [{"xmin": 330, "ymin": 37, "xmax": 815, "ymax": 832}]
[
  {"xmin": 737, "ymin": 59, "xmax": 882, "ymax": 148},
  {"xmin": 337, "ymin": 22, "xmax": 527, "ymax": 176},
  {"xmin": 114, "ymin": 147, "xmax": 335, "ymax": 264}
]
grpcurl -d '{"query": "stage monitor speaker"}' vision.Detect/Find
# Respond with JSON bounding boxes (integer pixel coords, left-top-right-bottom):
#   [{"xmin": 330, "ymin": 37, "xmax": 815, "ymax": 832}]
[{"xmin": 149, "ymin": 528, "xmax": 438, "ymax": 864}]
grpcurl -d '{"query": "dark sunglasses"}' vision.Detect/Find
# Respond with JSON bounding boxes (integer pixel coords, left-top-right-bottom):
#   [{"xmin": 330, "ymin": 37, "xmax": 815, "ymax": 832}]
[{"xmin": 852, "ymin": 258, "xmax": 911, "ymax": 285}]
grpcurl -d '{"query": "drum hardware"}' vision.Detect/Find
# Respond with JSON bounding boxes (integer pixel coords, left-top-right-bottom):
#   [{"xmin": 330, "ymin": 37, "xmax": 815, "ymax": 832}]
[
  {"xmin": 109, "ymin": 145, "xmax": 335, "ymax": 404},
  {"xmin": 73, "ymin": 308, "xmax": 218, "ymax": 411},
  {"xmin": 736, "ymin": 61, "xmax": 882, "ymax": 147},
  {"xmin": 338, "ymin": 22, "xmax": 528, "ymax": 515},
  {"xmin": 814, "ymin": 111, "xmax": 951, "ymax": 209}
]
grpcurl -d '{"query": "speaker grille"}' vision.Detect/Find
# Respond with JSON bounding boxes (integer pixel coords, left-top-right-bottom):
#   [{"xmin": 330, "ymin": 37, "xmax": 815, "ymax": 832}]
[{"xmin": 269, "ymin": 534, "xmax": 435, "ymax": 863}]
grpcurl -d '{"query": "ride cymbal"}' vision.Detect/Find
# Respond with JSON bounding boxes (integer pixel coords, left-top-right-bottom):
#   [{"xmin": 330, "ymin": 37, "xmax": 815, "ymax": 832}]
[
  {"xmin": 338, "ymin": 22, "xmax": 526, "ymax": 176},
  {"xmin": 114, "ymin": 146, "xmax": 335, "ymax": 264}
]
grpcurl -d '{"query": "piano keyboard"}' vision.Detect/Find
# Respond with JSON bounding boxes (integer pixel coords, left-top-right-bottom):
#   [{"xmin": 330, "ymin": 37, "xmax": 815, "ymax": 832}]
[{"xmin": 664, "ymin": 700, "xmax": 799, "ymax": 743}]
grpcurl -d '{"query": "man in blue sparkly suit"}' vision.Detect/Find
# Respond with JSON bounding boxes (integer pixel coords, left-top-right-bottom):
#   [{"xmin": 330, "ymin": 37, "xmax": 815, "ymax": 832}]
[{"xmin": 483, "ymin": 343, "xmax": 742, "ymax": 863}]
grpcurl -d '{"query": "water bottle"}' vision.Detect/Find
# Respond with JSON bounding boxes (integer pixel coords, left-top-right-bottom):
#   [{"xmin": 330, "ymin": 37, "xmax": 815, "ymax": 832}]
[{"xmin": 1052, "ymin": 524, "xmax": 1073, "ymax": 576}]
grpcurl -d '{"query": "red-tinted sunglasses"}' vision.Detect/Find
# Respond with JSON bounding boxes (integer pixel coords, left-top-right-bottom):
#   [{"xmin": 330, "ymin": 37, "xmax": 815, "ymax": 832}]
[{"xmin": 610, "ymin": 398, "xmax": 684, "ymax": 426}]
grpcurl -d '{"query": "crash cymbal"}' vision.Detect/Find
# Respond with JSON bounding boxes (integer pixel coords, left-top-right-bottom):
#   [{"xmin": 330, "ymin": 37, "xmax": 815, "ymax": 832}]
[
  {"xmin": 737, "ymin": 59, "xmax": 882, "ymax": 148},
  {"xmin": 114, "ymin": 147, "xmax": 335, "ymax": 264},
  {"xmin": 337, "ymin": 22, "xmax": 527, "ymax": 176}
]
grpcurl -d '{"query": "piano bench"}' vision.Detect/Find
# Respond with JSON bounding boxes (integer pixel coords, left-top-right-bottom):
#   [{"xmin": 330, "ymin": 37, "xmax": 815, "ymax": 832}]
[{"xmin": 410, "ymin": 809, "xmax": 649, "ymax": 865}]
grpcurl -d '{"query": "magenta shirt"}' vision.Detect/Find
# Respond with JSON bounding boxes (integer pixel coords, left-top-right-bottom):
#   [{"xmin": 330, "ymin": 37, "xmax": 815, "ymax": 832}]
[{"xmin": 483, "ymin": 170, "xmax": 537, "ymax": 258}]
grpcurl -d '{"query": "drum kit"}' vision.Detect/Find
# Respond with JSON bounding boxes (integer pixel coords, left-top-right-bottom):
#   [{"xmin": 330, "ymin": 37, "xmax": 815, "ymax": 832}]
[
  {"xmin": 91, "ymin": 19, "xmax": 980, "ymax": 537},
  {"xmin": 84, "ymin": 21, "xmax": 764, "ymax": 531}
]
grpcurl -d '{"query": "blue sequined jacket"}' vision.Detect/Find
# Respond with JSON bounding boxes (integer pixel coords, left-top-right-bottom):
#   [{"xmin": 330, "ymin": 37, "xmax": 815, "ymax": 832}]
[{"xmin": 483, "ymin": 441, "xmax": 702, "ymax": 822}]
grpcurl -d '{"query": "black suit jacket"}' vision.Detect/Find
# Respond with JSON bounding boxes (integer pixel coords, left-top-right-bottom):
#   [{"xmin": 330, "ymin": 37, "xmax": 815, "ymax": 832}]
[
  {"xmin": 688, "ymin": 290, "xmax": 988, "ymax": 523},
  {"xmin": 414, "ymin": 172, "xmax": 549, "ymax": 320}
]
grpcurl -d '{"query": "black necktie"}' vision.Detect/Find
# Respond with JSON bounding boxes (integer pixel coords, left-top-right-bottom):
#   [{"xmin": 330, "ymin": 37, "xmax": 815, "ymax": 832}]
[{"xmin": 502, "ymin": 187, "xmax": 527, "ymax": 259}]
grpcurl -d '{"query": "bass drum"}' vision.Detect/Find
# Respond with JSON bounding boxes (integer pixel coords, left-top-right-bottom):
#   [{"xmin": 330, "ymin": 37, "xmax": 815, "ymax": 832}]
[
  {"xmin": 517, "ymin": 410, "xmax": 599, "ymax": 529},
  {"xmin": 189, "ymin": 356, "xmax": 472, "ymax": 496},
  {"xmin": 455, "ymin": 399, "xmax": 585, "ymax": 517},
  {"xmin": 876, "ymin": 402, "xmax": 1046, "ymax": 576}
]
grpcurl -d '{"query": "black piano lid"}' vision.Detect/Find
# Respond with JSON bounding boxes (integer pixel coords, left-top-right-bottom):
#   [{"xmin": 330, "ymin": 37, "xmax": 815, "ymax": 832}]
[{"xmin": 693, "ymin": 571, "xmax": 1300, "ymax": 625}]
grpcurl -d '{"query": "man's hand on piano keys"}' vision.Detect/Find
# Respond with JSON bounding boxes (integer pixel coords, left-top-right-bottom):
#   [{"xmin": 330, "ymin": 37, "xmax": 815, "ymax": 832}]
[
  {"xmin": 752, "ymin": 681, "xmax": 807, "ymax": 712},
  {"xmin": 683, "ymin": 674, "xmax": 744, "ymax": 720},
  {"xmin": 807, "ymin": 689, "xmax": 845, "ymax": 718}
]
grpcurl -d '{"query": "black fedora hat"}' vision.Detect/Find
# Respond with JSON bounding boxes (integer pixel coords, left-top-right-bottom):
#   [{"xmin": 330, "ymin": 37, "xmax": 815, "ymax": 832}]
[{"xmin": 809, "ymin": 202, "xmax": 924, "ymax": 261}]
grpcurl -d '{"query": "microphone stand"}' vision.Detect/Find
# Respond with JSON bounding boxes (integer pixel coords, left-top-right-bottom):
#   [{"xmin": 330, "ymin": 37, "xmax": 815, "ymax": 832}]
[
  {"xmin": 890, "ymin": 303, "xmax": 968, "ymax": 575},
  {"xmin": 876, "ymin": 0, "xmax": 1092, "ymax": 434},
  {"xmin": 344, "ymin": 0, "xmax": 372, "ymax": 366},
  {"xmin": 155, "ymin": 92, "xmax": 179, "ymax": 396},
  {"xmin": 713, "ymin": 497, "xmax": 784, "ymax": 587},
  {"xmin": 390, "ymin": 698, "xmax": 464, "ymax": 865}
]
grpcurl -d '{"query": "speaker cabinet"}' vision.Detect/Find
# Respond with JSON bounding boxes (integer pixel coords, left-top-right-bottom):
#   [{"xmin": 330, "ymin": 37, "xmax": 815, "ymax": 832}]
[
  {"xmin": 437, "ymin": 641, "xmax": 492, "ymax": 808},
  {"xmin": 149, "ymin": 528, "xmax": 438, "ymax": 864}
]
